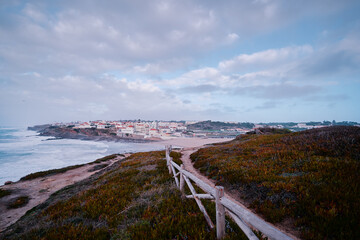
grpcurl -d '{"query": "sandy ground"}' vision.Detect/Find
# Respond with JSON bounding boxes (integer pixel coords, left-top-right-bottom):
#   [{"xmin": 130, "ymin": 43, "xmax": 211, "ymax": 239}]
[{"xmin": 0, "ymin": 155, "xmax": 127, "ymax": 232}]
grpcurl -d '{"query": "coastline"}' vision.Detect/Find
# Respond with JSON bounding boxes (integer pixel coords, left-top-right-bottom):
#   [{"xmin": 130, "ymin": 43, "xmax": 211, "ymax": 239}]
[
  {"xmin": 29, "ymin": 125, "xmax": 158, "ymax": 143},
  {"xmin": 0, "ymin": 137, "xmax": 230, "ymax": 233}
]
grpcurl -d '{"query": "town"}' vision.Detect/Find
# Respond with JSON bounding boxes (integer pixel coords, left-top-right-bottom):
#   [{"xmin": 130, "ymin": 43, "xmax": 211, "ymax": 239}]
[{"xmin": 46, "ymin": 120, "xmax": 360, "ymax": 139}]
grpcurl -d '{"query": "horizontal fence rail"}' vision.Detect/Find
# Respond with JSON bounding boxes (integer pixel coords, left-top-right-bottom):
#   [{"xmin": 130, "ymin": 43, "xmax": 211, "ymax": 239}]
[{"xmin": 165, "ymin": 145, "xmax": 293, "ymax": 240}]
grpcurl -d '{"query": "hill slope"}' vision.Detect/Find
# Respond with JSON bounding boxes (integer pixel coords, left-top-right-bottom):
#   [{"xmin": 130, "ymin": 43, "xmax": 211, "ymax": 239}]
[
  {"xmin": 190, "ymin": 126, "xmax": 360, "ymax": 239},
  {"xmin": 1, "ymin": 151, "xmax": 247, "ymax": 240}
]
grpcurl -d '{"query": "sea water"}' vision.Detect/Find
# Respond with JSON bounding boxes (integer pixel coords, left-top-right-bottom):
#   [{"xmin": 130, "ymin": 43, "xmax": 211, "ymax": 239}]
[{"xmin": 0, "ymin": 127, "xmax": 164, "ymax": 185}]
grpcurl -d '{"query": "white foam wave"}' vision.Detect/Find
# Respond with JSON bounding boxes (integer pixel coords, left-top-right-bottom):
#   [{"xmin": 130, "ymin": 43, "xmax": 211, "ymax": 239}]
[{"xmin": 0, "ymin": 128, "xmax": 165, "ymax": 185}]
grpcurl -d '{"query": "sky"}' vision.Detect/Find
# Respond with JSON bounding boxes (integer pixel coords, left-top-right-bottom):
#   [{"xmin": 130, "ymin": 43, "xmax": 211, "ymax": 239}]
[{"xmin": 1, "ymin": 0, "xmax": 360, "ymax": 126}]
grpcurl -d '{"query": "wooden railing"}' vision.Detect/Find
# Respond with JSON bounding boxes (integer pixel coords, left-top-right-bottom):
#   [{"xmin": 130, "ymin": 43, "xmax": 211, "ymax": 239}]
[{"xmin": 165, "ymin": 145, "xmax": 293, "ymax": 240}]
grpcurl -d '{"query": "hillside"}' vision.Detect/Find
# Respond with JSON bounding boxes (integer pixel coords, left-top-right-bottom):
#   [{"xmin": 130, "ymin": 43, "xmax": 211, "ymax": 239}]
[
  {"xmin": 1, "ymin": 151, "xmax": 247, "ymax": 239},
  {"xmin": 187, "ymin": 121, "xmax": 254, "ymax": 131},
  {"xmin": 30, "ymin": 125, "xmax": 150, "ymax": 142},
  {"xmin": 190, "ymin": 126, "xmax": 360, "ymax": 239}
]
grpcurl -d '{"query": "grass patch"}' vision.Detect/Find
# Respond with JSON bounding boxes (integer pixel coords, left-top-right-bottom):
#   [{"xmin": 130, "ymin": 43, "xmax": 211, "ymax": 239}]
[
  {"xmin": 90, "ymin": 154, "xmax": 121, "ymax": 164},
  {"xmin": 20, "ymin": 164, "xmax": 85, "ymax": 181},
  {"xmin": 191, "ymin": 126, "xmax": 360, "ymax": 239},
  {"xmin": 7, "ymin": 196, "xmax": 30, "ymax": 209},
  {"xmin": 20, "ymin": 154, "xmax": 122, "ymax": 181},
  {"xmin": 87, "ymin": 164, "xmax": 109, "ymax": 172},
  {"xmin": 0, "ymin": 188, "xmax": 12, "ymax": 198}
]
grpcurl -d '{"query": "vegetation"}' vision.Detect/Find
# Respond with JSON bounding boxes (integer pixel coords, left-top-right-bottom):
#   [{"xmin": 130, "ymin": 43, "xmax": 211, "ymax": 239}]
[
  {"xmin": 90, "ymin": 154, "xmax": 120, "ymax": 164},
  {"xmin": 7, "ymin": 196, "xmax": 30, "ymax": 209},
  {"xmin": 245, "ymin": 127, "xmax": 292, "ymax": 135},
  {"xmin": 187, "ymin": 120, "xmax": 254, "ymax": 131},
  {"xmin": 190, "ymin": 126, "xmax": 360, "ymax": 239},
  {"xmin": 0, "ymin": 189, "xmax": 12, "ymax": 198},
  {"xmin": 2, "ymin": 151, "xmax": 248, "ymax": 239},
  {"xmin": 20, "ymin": 164, "xmax": 86, "ymax": 181},
  {"xmin": 20, "ymin": 154, "xmax": 120, "ymax": 181}
]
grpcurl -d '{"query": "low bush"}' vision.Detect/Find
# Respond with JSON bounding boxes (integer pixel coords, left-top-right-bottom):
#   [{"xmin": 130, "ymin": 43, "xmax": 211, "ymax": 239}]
[
  {"xmin": 7, "ymin": 196, "xmax": 30, "ymax": 209},
  {"xmin": 20, "ymin": 165, "xmax": 85, "ymax": 181},
  {"xmin": 0, "ymin": 189, "xmax": 12, "ymax": 198}
]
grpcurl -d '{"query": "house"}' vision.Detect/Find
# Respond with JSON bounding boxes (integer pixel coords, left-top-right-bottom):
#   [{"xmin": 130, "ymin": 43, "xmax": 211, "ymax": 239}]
[
  {"xmin": 121, "ymin": 126, "xmax": 135, "ymax": 134},
  {"xmin": 149, "ymin": 128, "xmax": 159, "ymax": 136}
]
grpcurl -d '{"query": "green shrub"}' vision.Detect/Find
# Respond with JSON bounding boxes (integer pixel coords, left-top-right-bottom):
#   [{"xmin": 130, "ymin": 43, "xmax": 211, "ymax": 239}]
[
  {"xmin": 20, "ymin": 165, "xmax": 85, "ymax": 181},
  {"xmin": 0, "ymin": 188, "xmax": 12, "ymax": 198}
]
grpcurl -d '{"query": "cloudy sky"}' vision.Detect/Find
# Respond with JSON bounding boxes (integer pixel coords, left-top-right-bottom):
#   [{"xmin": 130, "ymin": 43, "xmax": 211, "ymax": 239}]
[{"xmin": 1, "ymin": 0, "xmax": 360, "ymax": 126}]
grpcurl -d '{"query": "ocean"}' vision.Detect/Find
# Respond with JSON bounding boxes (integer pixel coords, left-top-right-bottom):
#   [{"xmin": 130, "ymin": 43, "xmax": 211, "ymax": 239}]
[{"xmin": 0, "ymin": 127, "xmax": 165, "ymax": 185}]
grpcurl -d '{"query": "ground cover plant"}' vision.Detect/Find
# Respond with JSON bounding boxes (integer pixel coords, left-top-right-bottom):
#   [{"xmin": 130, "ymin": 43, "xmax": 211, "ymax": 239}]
[
  {"xmin": 7, "ymin": 196, "xmax": 30, "ymax": 209},
  {"xmin": 1, "ymin": 151, "xmax": 247, "ymax": 239},
  {"xmin": 0, "ymin": 189, "xmax": 11, "ymax": 198},
  {"xmin": 20, "ymin": 154, "xmax": 120, "ymax": 181},
  {"xmin": 190, "ymin": 126, "xmax": 360, "ymax": 239}
]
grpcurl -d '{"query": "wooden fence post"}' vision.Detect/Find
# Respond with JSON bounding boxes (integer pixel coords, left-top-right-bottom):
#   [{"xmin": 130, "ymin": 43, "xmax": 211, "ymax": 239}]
[
  {"xmin": 165, "ymin": 145, "xmax": 172, "ymax": 174},
  {"xmin": 180, "ymin": 164, "xmax": 185, "ymax": 192},
  {"xmin": 216, "ymin": 186, "xmax": 225, "ymax": 239}
]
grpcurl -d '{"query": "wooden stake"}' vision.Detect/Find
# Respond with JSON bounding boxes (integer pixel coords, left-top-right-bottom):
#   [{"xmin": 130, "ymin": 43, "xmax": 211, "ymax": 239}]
[
  {"xmin": 180, "ymin": 164, "xmax": 185, "ymax": 192},
  {"xmin": 184, "ymin": 175, "xmax": 214, "ymax": 228},
  {"xmin": 170, "ymin": 162, "xmax": 179, "ymax": 187},
  {"xmin": 216, "ymin": 186, "xmax": 225, "ymax": 239}
]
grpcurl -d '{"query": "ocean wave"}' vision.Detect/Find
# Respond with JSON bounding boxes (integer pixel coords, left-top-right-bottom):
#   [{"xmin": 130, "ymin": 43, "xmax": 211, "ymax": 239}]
[{"xmin": 0, "ymin": 127, "xmax": 164, "ymax": 185}]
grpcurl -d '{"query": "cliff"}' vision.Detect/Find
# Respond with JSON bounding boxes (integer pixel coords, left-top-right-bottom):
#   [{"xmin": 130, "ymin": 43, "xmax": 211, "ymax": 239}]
[{"xmin": 28, "ymin": 125, "xmax": 152, "ymax": 143}]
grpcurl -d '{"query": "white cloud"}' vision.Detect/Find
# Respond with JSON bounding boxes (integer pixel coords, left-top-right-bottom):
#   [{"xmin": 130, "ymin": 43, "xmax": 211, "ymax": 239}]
[
  {"xmin": 0, "ymin": 0, "xmax": 359, "ymax": 124},
  {"xmin": 219, "ymin": 45, "xmax": 313, "ymax": 72},
  {"xmin": 79, "ymin": 103, "xmax": 109, "ymax": 114},
  {"xmin": 227, "ymin": 33, "xmax": 239, "ymax": 41}
]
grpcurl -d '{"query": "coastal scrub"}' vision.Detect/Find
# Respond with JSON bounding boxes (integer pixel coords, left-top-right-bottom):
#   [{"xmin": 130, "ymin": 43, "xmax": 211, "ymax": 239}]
[
  {"xmin": 190, "ymin": 126, "xmax": 360, "ymax": 239},
  {"xmin": 2, "ymin": 151, "xmax": 247, "ymax": 239}
]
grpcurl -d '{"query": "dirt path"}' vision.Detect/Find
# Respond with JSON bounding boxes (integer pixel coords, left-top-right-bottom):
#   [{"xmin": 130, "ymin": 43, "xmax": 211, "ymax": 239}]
[
  {"xmin": 180, "ymin": 147, "xmax": 300, "ymax": 240},
  {"xmin": 0, "ymin": 155, "xmax": 127, "ymax": 232}
]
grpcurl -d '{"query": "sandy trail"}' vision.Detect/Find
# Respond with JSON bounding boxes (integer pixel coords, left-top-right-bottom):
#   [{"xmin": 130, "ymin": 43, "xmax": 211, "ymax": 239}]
[
  {"xmin": 0, "ymin": 155, "xmax": 126, "ymax": 232},
  {"xmin": 179, "ymin": 147, "xmax": 300, "ymax": 240}
]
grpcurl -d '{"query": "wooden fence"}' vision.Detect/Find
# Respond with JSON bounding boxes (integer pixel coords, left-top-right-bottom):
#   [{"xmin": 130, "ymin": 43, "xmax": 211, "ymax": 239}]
[{"xmin": 165, "ymin": 145, "xmax": 293, "ymax": 240}]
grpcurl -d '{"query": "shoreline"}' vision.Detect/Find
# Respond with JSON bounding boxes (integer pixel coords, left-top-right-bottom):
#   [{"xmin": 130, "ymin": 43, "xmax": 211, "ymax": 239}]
[{"xmin": 0, "ymin": 137, "xmax": 231, "ymax": 232}]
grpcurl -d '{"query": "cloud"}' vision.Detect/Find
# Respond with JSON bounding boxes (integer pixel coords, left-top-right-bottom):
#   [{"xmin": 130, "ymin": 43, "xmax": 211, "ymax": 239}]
[
  {"xmin": 304, "ymin": 94, "xmax": 349, "ymax": 102},
  {"xmin": 254, "ymin": 101, "xmax": 279, "ymax": 110},
  {"xmin": 219, "ymin": 45, "xmax": 313, "ymax": 72},
  {"xmin": 292, "ymin": 34, "xmax": 360, "ymax": 79},
  {"xmin": 177, "ymin": 84, "xmax": 219, "ymax": 94},
  {"xmin": 240, "ymin": 83, "xmax": 322, "ymax": 99},
  {"xmin": 0, "ymin": 0, "xmax": 354, "ymax": 77},
  {"xmin": 0, "ymin": 0, "xmax": 359, "ymax": 124}
]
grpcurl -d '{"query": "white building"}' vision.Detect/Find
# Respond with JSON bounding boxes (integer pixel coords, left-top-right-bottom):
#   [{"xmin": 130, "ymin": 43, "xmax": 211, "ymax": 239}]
[{"xmin": 121, "ymin": 126, "xmax": 135, "ymax": 134}]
